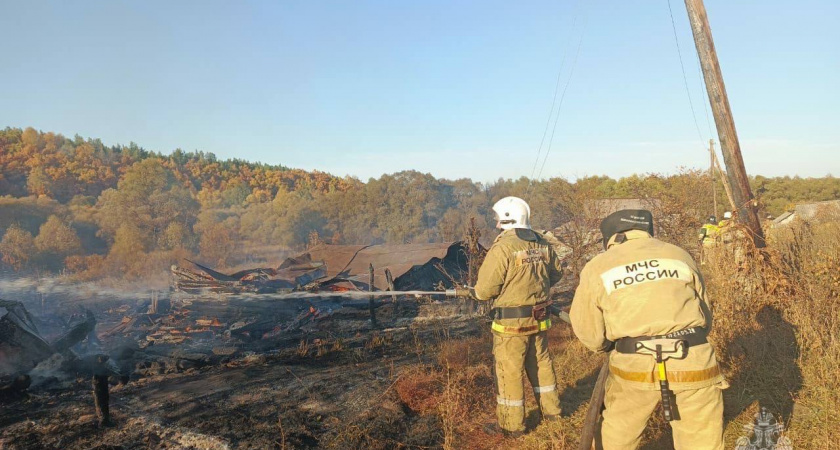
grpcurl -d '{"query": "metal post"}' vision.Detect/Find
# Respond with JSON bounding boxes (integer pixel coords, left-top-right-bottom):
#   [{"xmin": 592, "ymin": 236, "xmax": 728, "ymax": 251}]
[{"xmin": 684, "ymin": 0, "xmax": 765, "ymax": 247}]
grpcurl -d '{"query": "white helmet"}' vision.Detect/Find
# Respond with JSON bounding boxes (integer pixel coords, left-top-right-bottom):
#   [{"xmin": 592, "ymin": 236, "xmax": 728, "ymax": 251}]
[
  {"xmin": 492, "ymin": 196, "xmax": 531, "ymax": 230},
  {"xmin": 723, "ymin": 211, "xmax": 732, "ymax": 220}
]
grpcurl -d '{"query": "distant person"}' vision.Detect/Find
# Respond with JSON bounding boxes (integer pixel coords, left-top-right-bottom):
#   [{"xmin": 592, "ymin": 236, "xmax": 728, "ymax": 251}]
[
  {"xmin": 717, "ymin": 211, "xmax": 735, "ymax": 245},
  {"xmin": 570, "ymin": 209, "xmax": 726, "ymax": 450},
  {"xmin": 718, "ymin": 211, "xmax": 733, "ymax": 228},
  {"xmin": 473, "ymin": 196, "xmax": 563, "ymax": 437},
  {"xmin": 761, "ymin": 214, "xmax": 774, "ymax": 236},
  {"xmin": 699, "ymin": 215, "xmax": 720, "ymax": 246}
]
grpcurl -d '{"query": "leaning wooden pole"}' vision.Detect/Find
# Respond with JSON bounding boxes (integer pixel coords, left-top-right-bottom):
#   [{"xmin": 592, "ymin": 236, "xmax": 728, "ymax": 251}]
[
  {"xmin": 684, "ymin": 0, "xmax": 765, "ymax": 247},
  {"xmin": 712, "ymin": 149, "xmax": 737, "ymax": 213}
]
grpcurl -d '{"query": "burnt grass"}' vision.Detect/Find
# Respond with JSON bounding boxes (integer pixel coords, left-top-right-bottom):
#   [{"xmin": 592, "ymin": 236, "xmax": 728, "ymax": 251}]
[{"xmin": 0, "ymin": 301, "xmax": 485, "ymax": 449}]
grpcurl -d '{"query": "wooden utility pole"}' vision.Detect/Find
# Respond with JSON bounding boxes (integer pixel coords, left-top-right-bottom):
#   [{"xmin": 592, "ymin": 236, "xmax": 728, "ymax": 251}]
[{"xmin": 684, "ymin": 0, "xmax": 765, "ymax": 247}]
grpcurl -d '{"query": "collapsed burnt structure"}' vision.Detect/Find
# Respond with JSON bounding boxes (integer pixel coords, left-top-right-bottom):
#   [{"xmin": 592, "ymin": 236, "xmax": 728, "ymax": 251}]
[
  {"xmin": 172, "ymin": 242, "xmax": 472, "ymax": 294},
  {"xmin": 16, "ymin": 241, "xmax": 475, "ymax": 382},
  {"xmin": 1, "ymin": 242, "xmax": 475, "ymax": 411},
  {"xmin": 161, "ymin": 242, "xmax": 475, "ymax": 344}
]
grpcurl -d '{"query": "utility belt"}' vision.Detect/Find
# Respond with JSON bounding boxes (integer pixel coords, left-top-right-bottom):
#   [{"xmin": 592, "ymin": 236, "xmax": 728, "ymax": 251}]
[
  {"xmin": 489, "ymin": 302, "xmax": 549, "ymax": 321},
  {"xmin": 489, "ymin": 302, "xmax": 551, "ymax": 334},
  {"xmin": 613, "ymin": 326, "xmax": 709, "ymax": 422},
  {"xmin": 614, "ymin": 326, "xmax": 708, "ymax": 355}
]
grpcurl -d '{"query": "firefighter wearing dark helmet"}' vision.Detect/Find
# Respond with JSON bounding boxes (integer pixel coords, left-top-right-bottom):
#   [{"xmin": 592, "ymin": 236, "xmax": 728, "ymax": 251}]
[
  {"xmin": 570, "ymin": 210, "xmax": 726, "ymax": 450},
  {"xmin": 474, "ymin": 196, "xmax": 563, "ymax": 437}
]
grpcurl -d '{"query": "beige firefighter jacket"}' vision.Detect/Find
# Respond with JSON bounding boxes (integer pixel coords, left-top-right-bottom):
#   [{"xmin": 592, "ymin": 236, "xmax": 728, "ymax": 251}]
[
  {"xmin": 475, "ymin": 228, "xmax": 563, "ymax": 335},
  {"xmin": 570, "ymin": 230, "xmax": 725, "ymax": 391}
]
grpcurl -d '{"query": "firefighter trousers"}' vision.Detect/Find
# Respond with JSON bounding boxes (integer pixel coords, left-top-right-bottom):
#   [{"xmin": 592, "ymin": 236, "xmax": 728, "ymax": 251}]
[
  {"xmin": 493, "ymin": 331, "xmax": 561, "ymax": 432},
  {"xmin": 600, "ymin": 375, "xmax": 724, "ymax": 450}
]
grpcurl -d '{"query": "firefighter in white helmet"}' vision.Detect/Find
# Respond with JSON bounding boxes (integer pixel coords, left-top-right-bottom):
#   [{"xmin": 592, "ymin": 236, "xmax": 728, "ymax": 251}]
[{"xmin": 474, "ymin": 196, "xmax": 564, "ymax": 436}]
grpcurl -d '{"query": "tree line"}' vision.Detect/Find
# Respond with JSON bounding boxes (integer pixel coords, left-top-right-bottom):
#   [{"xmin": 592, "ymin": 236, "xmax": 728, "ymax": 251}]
[{"xmin": 1, "ymin": 127, "xmax": 837, "ymax": 281}]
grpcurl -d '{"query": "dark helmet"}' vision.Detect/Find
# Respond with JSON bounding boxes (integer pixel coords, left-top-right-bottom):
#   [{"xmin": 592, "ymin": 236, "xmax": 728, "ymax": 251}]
[
  {"xmin": 600, "ymin": 209, "xmax": 654, "ymax": 250},
  {"xmin": 708, "ymin": 216, "xmax": 717, "ymax": 224}
]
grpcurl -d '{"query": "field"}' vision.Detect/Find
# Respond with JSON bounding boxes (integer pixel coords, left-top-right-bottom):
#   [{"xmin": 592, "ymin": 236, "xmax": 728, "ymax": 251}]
[{"xmin": 1, "ymin": 218, "xmax": 838, "ymax": 449}]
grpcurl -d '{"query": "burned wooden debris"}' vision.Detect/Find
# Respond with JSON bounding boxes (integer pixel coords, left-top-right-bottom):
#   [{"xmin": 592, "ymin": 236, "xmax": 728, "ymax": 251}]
[
  {"xmin": 171, "ymin": 242, "xmax": 472, "ymax": 295},
  {"xmin": 0, "ymin": 299, "xmax": 55, "ymax": 382},
  {"xmin": 1, "ymin": 298, "xmax": 126, "ymax": 420},
  {"xmin": 2, "ymin": 242, "xmax": 479, "ymax": 413},
  {"xmin": 171, "ymin": 255, "xmax": 327, "ymax": 294}
]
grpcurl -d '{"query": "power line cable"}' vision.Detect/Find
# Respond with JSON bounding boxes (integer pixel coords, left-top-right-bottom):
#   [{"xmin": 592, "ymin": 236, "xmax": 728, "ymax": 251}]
[
  {"xmin": 534, "ymin": 3, "xmax": 589, "ymax": 183},
  {"xmin": 527, "ymin": 0, "xmax": 585, "ymax": 190},
  {"xmin": 666, "ymin": 0, "xmax": 708, "ymax": 149},
  {"xmin": 535, "ymin": 18, "xmax": 587, "ymax": 182},
  {"xmin": 529, "ymin": 54, "xmax": 569, "ymax": 182}
]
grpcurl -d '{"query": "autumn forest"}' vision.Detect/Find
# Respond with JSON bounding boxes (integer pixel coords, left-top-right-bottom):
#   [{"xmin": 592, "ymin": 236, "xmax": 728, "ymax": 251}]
[{"xmin": 1, "ymin": 126, "xmax": 838, "ymax": 283}]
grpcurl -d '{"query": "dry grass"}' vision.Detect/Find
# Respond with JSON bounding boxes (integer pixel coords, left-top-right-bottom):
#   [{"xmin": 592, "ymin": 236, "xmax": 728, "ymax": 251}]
[
  {"xmin": 390, "ymin": 328, "xmax": 595, "ymax": 449},
  {"xmin": 380, "ymin": 218, "xmax": 839, "ymax": 449},
  {"xmin": 666, "ymin": 218, "xmax": 839, "ymax": 448}
]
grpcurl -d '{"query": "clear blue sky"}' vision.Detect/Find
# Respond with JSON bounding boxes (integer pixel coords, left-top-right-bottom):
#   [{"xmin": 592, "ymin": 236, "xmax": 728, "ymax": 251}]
[{"xmin": 1, "ymin": 0, "xmax": 837, "ymax": 182}]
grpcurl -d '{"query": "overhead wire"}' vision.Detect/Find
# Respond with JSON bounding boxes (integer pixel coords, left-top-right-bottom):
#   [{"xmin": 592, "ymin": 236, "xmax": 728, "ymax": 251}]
[
  {"xmin": 528, "ymin": 0, "xmax": 585, "ymax": 185},
  {"xmin": 666, "ymin": 0, "xmax": 710, "ymax": 149},
  {"xmin": 535, "ymin": 17, "xmax": 587, "ymax": 182},
  {"xmin": 526, "ymin": 0, "xmax": 589, "ymax": 196}
]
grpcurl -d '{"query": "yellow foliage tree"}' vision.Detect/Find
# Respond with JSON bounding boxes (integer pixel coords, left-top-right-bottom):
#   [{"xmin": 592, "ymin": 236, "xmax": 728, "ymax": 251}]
[{"xmin": 0, "ymin": 225, "xmax": 36, "ymax": 271}]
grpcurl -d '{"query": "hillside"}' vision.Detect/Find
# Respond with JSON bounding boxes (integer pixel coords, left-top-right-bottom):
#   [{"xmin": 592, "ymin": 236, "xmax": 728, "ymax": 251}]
[{"xmin": 1, "ymin": 126, "xmax": 839, "ymax": 282}]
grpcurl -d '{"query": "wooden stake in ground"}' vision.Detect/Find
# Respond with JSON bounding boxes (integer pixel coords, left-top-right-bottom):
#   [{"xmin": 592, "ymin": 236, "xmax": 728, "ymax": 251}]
[
  {"xmin": 385, "ymin": 268, "xmax": 398, "ymax": 317},
  {"xmin": 709, "ymin": 139, "xmax": 718, "ymax": 219},
  {"xmin": 368, "ymin": 263, "xmax": 378, "ymax": 327},
  {"xmin": 684, "ymin": 0, "xmax": 765, "ymax": 247}
]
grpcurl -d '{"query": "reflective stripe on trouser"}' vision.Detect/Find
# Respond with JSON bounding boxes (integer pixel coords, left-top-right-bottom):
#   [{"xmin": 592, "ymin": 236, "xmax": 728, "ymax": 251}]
[
  {"xmin": 600, "ymin": 375, "xmax": 724, "ymax": 450},
  {"xmin": 493, "ymin": 331, "xmax": 561, "ymax": 432}
]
